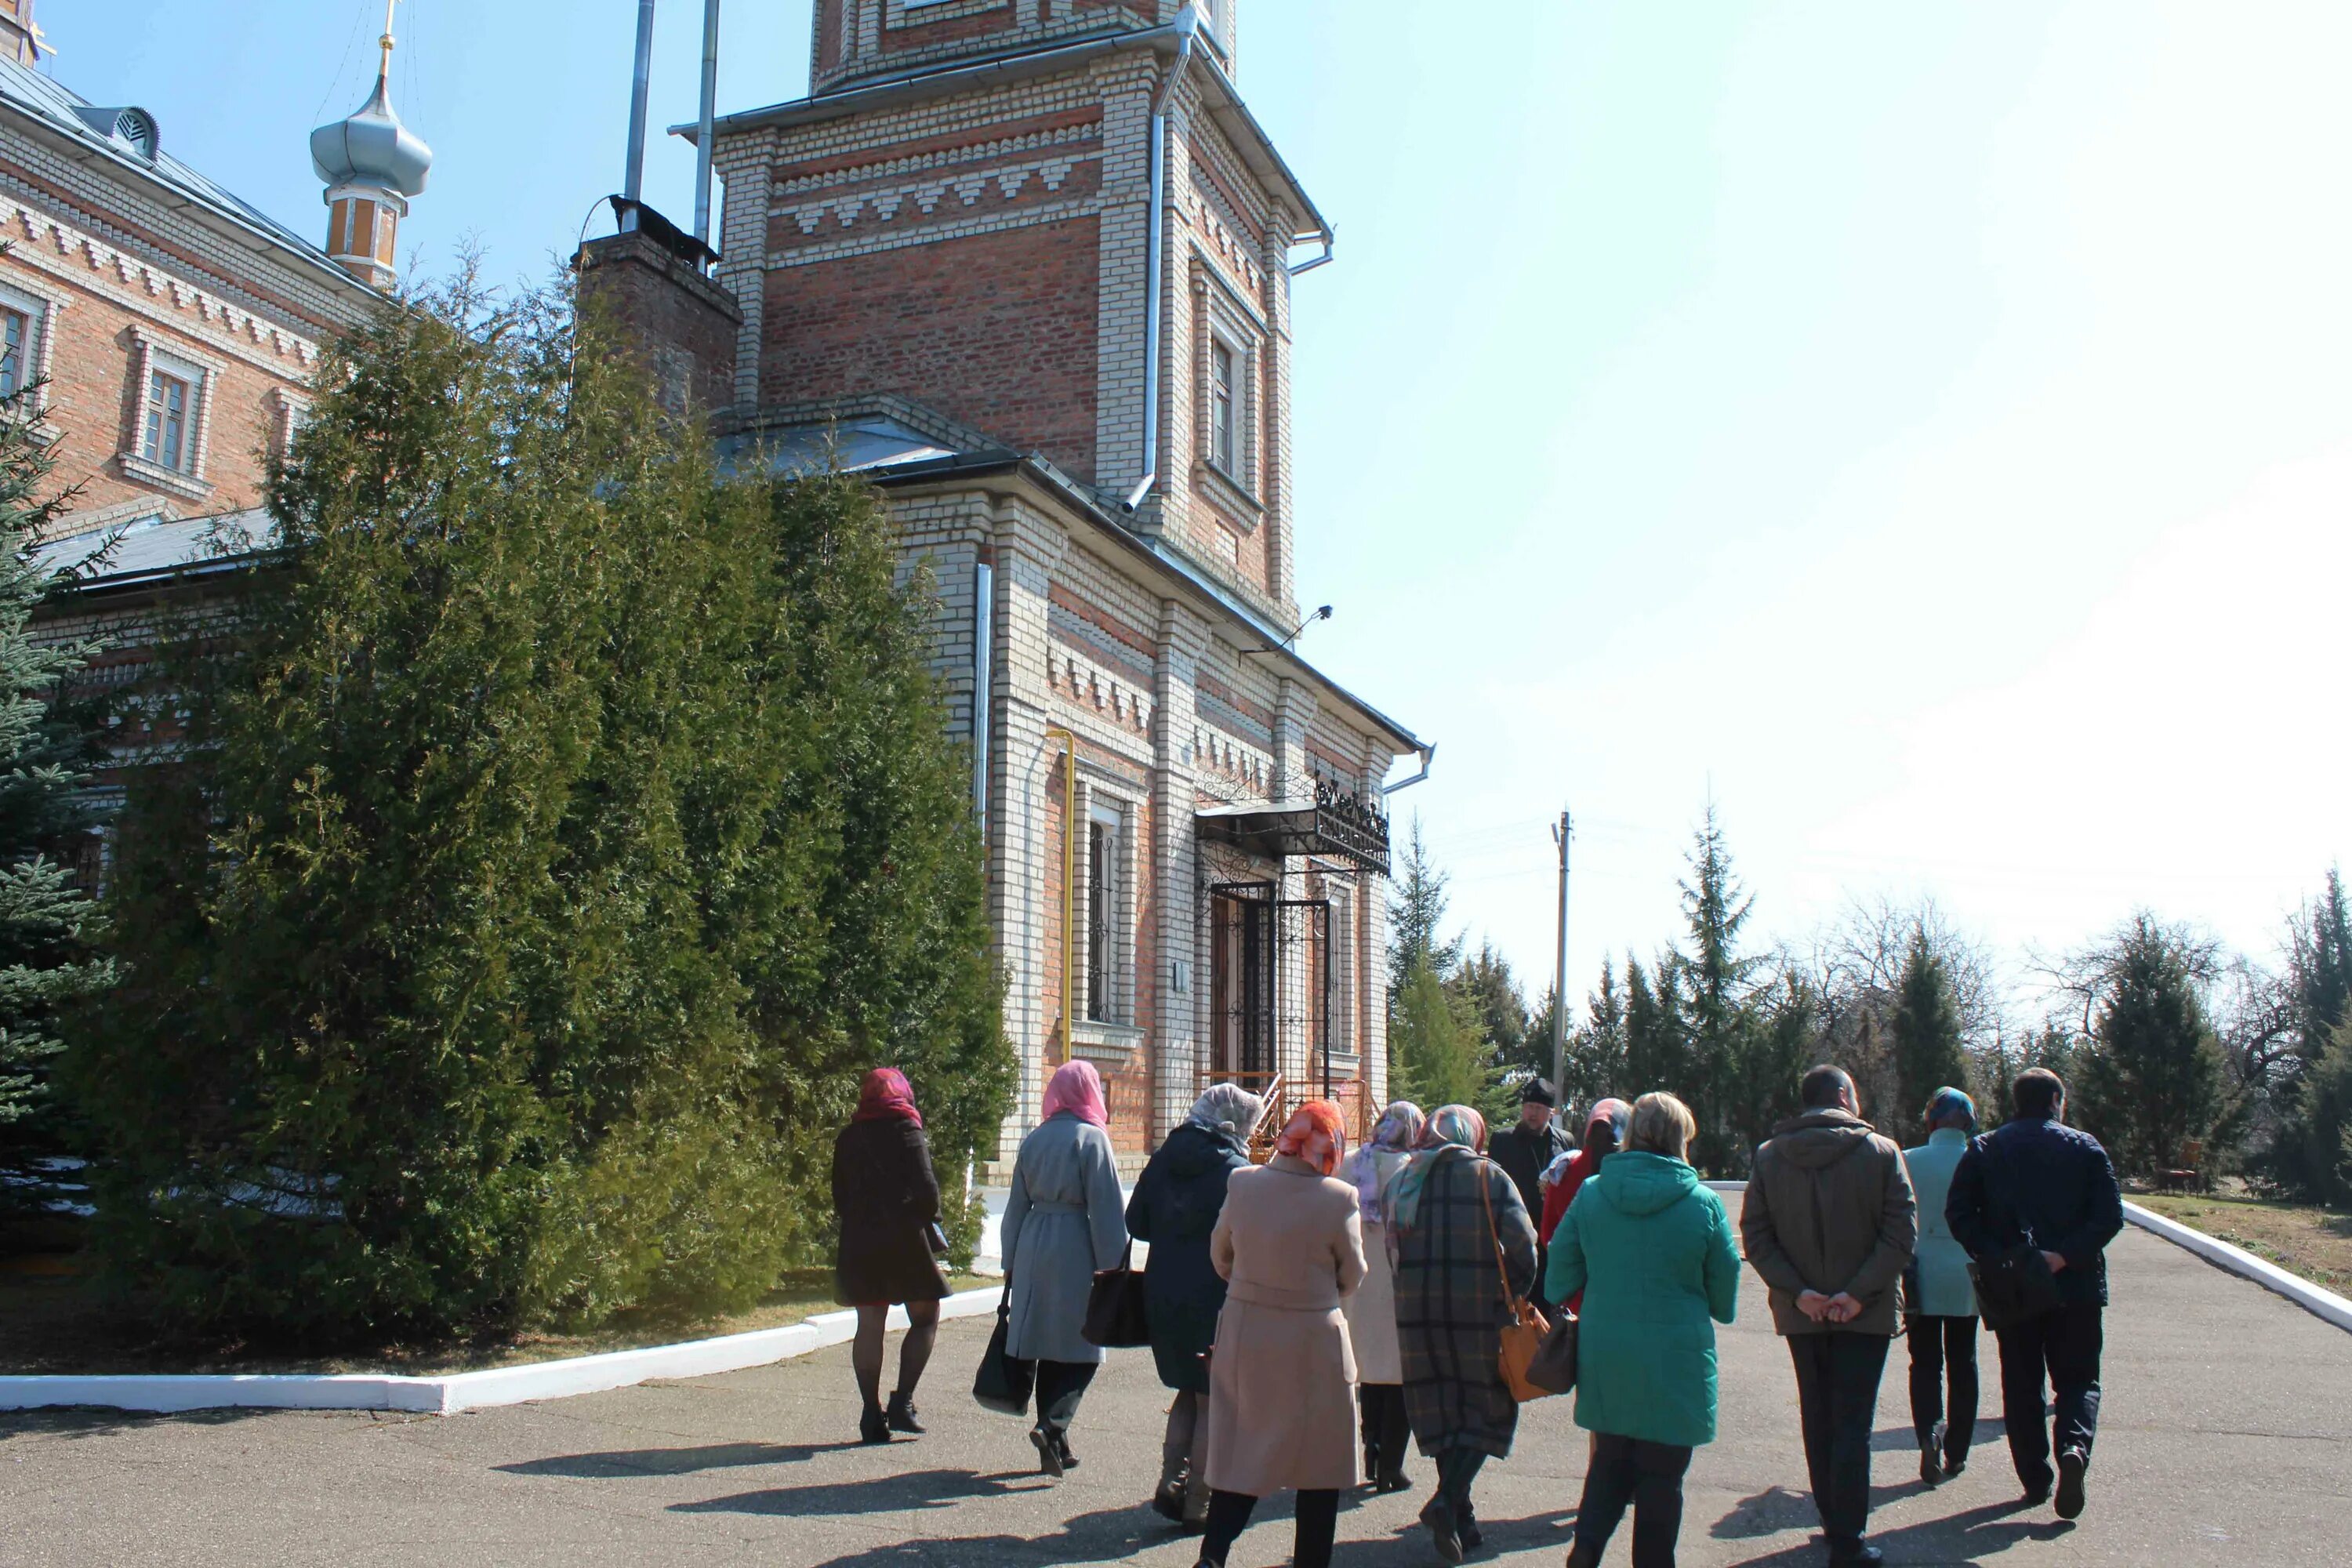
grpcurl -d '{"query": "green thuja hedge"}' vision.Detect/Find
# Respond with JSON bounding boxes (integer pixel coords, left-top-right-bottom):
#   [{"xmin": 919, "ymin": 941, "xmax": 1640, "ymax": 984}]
[{"xmin": 69, "ymin": 278, "xmax": 1008, "ymax": 1341}]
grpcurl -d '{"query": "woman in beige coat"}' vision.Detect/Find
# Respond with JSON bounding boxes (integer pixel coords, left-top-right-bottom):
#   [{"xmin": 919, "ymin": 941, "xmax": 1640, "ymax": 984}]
[{"xmin": 1199, "ymin": 1101, "xmax": 1367, "ymax": 1568}]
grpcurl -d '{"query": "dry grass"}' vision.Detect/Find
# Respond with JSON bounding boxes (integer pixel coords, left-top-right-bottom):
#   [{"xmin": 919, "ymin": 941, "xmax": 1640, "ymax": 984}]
[
  {"xmin": 2135, "ymin": 1192, "xmax": 2352, "ymax": 1294},
  {"xmin": 0, "ymin": 1262, "xmax": 995, "ymax": 1377}
]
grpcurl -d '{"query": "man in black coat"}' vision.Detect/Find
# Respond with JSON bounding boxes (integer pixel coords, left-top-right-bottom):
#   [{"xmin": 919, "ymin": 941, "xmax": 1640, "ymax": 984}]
[
  {"xmin": 1488, "ymin": 1077, "xmax": 1571, "ymax": 1311},
  {"xmin": 1946, "ymin": 1068, "xmax": 2124, "ymax": 1523}
]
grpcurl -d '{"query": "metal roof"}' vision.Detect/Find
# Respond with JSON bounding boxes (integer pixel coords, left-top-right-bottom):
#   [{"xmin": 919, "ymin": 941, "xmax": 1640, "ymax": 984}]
[
  {"xmin": 0, "ymin": 56, "xmax": 368, "ymax": 297},
  {"xmin": 713, "ymin": 416, "xmax": 971, "ymax": 480},
  {"xmin": 33, "ymin": 507, "xmax": 271, "ymax": 588}
]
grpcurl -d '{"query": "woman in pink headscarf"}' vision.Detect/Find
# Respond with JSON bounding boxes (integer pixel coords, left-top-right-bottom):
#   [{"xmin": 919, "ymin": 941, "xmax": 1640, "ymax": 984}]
[
  {"xmin": 833, "ymin": 1068, "xmax": 949, "ymax": 1444},
  {"xmin": 1002, "ymin": 1059, "xmax": 1129, "ymax": 1475}
]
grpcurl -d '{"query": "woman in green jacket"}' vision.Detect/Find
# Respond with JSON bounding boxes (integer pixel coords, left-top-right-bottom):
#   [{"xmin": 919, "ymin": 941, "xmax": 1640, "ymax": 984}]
[
  {"xmin": 1546, "ymin": 1092, "xmax": 1740, "ymax": 1568},
  {"xmin": 1900, "ymin": 1087, "xmax": 1981, "ymax": 1486}
]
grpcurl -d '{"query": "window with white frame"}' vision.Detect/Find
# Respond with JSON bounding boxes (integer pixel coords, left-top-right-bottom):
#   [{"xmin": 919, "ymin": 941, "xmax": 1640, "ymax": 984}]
[
  {"xmin": 122, "ymin": 332, "xmax": 218, "ymax": 497},
  {"xmin": 0, "ymin": 308, "xmax": 27, "ymax": 401},
  {"xmin": 143, "ymin": 369, "xmax": 191, "ymax": 471},
  {"xmin": 1330, "ymin": 883, "xmax": 1357, "ymax": 1058},
  {"xmin": 1085, "ymin": 802, "xmax": 1125, "ymax": 1024},
  {"xmin": 1209, "ymin": 338, "xmax": 1236, "ymax": 476},
  {"xmin": 0, "ymin": 279, "xmax": 64, "ymax": 416}
]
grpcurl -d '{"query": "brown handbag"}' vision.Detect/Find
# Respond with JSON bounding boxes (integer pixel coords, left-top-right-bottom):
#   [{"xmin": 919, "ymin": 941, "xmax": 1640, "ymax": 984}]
[{"xmin": 1477, "ymin": 1160, "xmax": 1559, "ymax": 1403}]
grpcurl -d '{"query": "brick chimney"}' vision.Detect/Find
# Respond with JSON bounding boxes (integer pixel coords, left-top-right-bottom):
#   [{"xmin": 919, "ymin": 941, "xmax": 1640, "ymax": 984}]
[{"xmin": 575, "ymin": 200, "xmax": 741, "ymax": 421}]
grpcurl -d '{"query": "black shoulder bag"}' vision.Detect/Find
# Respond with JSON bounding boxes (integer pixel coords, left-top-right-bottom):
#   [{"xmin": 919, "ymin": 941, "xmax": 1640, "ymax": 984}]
[
  {"xmin": 1965, "ymin": 1143, "xmax": 2063, "ymax": 1331},
  {"xmin": 971, "ymin": 1281, "xmax": 1036, "ymax": 1415}
]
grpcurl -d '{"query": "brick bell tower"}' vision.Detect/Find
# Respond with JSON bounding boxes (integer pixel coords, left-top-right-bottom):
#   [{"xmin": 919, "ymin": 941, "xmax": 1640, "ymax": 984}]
[{"xmin": 708, "ymin": 0, "xmax": 1327, "ymax": 624}]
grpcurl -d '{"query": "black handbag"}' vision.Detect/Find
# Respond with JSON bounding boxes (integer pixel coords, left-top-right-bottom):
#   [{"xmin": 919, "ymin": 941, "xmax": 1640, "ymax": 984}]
[
  {"xmin": 1966, "ymin": 1146, "xmax": 2064, "ymax": 1330},
  {"xmin": 1969, "ymin": 1245, "xmax": 2063, "ymax": 1331},
  {"xmin": 971, "ymin": 1283, "xmax": 1035, "ymax": 1415},
  {"xmin": 1524, "ymin": 1311, "xmax": 1580, "ymax": 1396},
  {"xmin": 1081, "ymin": 1242, "xmax": 1152, "ymax": 1348}
]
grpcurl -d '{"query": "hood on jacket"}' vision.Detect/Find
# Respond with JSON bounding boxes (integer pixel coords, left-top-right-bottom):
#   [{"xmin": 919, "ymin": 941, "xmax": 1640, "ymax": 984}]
[
  {"xmin": 1763, "ymin": 1108, "xmax": 1878, "ymax": 1171},
  {"xmin": 1592, "ymin": 1149, "xmax": 1701, "ymax": 1217},
  {"xmin": 1160, "ymin": 1120, "xmax": 1244, "ymax": 1178}
]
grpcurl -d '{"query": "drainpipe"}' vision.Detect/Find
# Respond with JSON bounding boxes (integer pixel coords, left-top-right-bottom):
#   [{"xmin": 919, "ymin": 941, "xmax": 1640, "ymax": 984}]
[
  {"xmin": 1043, "ymin": 727, "xmax": 1080, "ymax": 1064},
  {"xmin": 1380, "ymin": 743, "xmax": 1436, "ymax": 796},
  {"xmin": 693, "ymin": 0, "xmax": 722, "ymax": 252},
  {"xmin": 621, "ymin": 0, "xmax": 657, "ymax": 232},
  {"xmin": 972, "ymin": 560, "xmax": 994, "ymax": 829},
  {"xmin": 1290, "ymin": 233, "xmax": 1335, "ymax": 274},
  {"xmin": 1121, "ymin": 17, "xmax": 1197, "ymax": 515}
]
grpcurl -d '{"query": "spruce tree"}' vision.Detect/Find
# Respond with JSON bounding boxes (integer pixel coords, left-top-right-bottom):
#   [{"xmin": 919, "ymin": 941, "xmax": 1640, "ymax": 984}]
[
  {"xmin": 1891, "ymin": 927, "xmax": 1971, "ymax": 1134},
  {"xmin": 71, "ymin": 277, "xmax": 1007, "ymax": 1338},
  {"xmin": 2267, "ymin": 870, "xmax": 2352, "ymax": 1198},
  {"xmin": 1676, "ymin": 805, "xmax": 1762, "ymax": 1167},
  {"xmin": 1391, "ymin": 952, "xmax": 1492, "ymax": 1111},
  {"xmin": 1388, "ymin": 816, "xmax": 1463, "ymax": 996},
  {"xmin": 2073, "ymin": 915, "xmax": 2227, "ymax": 1175},
  {"xmin": 1450, "ymin": 940, "xmax": 1532, "ymax": 1080},
  {"xmin": 0, "ymin": 377, "xmax": 111, "ymax": 1223}
]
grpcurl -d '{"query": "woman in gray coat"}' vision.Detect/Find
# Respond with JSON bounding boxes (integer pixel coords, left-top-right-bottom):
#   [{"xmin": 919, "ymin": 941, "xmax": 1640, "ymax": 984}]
[{"xmin": 1002, "ymin": 1059, "xmax": 1129, "ymax": 1476}]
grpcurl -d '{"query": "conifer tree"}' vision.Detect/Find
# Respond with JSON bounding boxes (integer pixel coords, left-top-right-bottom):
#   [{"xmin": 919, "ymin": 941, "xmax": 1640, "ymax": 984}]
[
  {"xmin": 0, "ymin": 378, "xmax": 111, "ymax": 1221},
  {"xmin": 2266, "ymin": 870, "xmax": 2352, "ymax": 1198},
  {"xmin": 1891, "ymin": 927, "xmax": 1972, "ymax": 1131},
  {"xmin": 2072, "ymin": 915, "xmax": 2227, "ymax": 1175},
  {"xmin": 1450, "ymin": 940, "xmax": 1532, "ymax": 1080},
  {"xmin": 1391, "ymin": 952, "xmax": 1492, "ymax": 1111},
  {"xmin": 1388, "ymin": 816, "xmax": 1463, "ymax": 996},
  {"xmin": 71, "ymin": 277, "xmax": 1007, "ymax": 1338},
  {"xmin": 1676, "ymin": 805, "xmax": 1762, "ymax": 1167}
]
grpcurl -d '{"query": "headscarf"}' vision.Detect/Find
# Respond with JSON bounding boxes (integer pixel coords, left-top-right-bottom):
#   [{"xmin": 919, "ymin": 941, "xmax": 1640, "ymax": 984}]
[
  {"xmin": 1040, "ymin": 1059, "xmax": 1109, "ymax": 1127},
  {"xmin": 1346, "ymin": 1099, "xmax": 1426, "ymax": 1224},
  {"xmin": 853, "ymin": 1067, "xmax": 922, "ymax": 1128},
  {"xmin": 1388, "ymin": 1102, "xmax": 1487, "ymax": 1233},
  {"xmin": 1187, "ymin": 1082, "xmax": 1264, "ymax": 1146},
  {"xmin": 1541, "ymin": 1097, "xmax": 1632, "ymax": 1243},
  {"xmin": 1926, "ymin": 1087, "xmax": 1977, "ymax": 1133},
  {"xmin": 1272, "ymin": 1099, "xmax": 1348, "ymax": 1177}
]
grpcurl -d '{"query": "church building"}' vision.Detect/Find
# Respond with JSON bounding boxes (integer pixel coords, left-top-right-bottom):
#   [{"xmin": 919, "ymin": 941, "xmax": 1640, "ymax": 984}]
[{"xmin": 586, "ymin": 2, "xmax": 1429, "ymax": 1167}]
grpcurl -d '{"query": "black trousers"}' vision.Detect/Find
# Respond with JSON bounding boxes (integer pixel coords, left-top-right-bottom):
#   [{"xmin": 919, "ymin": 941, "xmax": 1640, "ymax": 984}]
[
  {"xmin": 1788, "ymin": 1333, "xmax": 1892, "ymax": 1548},
  {"xmin": 1994, "ymin": 1302, "xmax": 2103, "ymax": 1492},
  {"xmin": 1907, "ymin": 1314, "xmax": 1980, "ymax": 1460},
  {"xmin": 1359, "ymin": 1383, "xmax": 1411, "ymax": 1480},
  {"xmin": 1200, "ymin": 1487, "xmax": 1338, "ymax": 1568},
  {"xmin": 1033, "ymin": 1359, "xmax": 1096, "ymax": 1433},
  {"xmin": 1573, "ymin": 1433, "xmax": 1692, "ymax": 1567}
]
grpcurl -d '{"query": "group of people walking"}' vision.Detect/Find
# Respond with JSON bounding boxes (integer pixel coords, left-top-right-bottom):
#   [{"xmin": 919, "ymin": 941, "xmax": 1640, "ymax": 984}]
[{"xmin": 830, "ymin": 1056, "xmax": 2123, "ymax": 1567}]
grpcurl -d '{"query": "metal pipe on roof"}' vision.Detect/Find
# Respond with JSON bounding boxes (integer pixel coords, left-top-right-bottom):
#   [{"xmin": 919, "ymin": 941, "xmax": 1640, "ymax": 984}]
[
  {"xmin": 693, "ymin": 0, "xmax": 721, "ymax": 252},
  {"xmin": 1290, "ymin": 234, "xmax": 1334, "ymax": 274},
  {"xmin": 1121, "ymin": 12, "xmax": 1198, "ymax": 515},
  {"xmin": 1380, "ymin": 744, "xmax": 1436, "ymax": 795},
  {"xmin": 621, "ymin": 0, "xmax": 657, "ymax": 228}
]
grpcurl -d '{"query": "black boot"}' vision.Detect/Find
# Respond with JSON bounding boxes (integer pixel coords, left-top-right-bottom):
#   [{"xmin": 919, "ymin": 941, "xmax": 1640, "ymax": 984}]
[
  {"xmin": 1054, "ymin": 1431, "xmax": 1080, "ymax": 1471},
  {"xmin": 885, "ymin": 1391, "xmax": 924, "ymax": 1435},
  {"xmin": 1418, "ymin": 1495, "xmax": 1463, "ymax": 1566},
  {"xmin": 1030, "ymin": 1425, "xmax": 1065, "ymax": 1477},
  {"xmin": 2056, "ymin": 1448, "xmax": 2088, "ymax": 1519},
  {"xmin": 858, "ymin": 1403, "xmax": 891, "ymax": 1445},
  {"xmin": 1920, "ymin": 1419, "xmax": 1946, "ymax": 1487},
  {"xmin": 1152, "ymin": 1479, "xmax": 1188, "ymax": 1523}
]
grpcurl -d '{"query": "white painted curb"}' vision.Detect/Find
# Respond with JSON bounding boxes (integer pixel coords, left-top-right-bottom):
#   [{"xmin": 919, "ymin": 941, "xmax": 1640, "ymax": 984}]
[
  {"xmin": 2122, "ymin": 1200, "xmax": 2352, "ymax": 1334},
  {"xmin": 0, "ymin": 1286, "xmax": 1003, "ymax": 1417}
]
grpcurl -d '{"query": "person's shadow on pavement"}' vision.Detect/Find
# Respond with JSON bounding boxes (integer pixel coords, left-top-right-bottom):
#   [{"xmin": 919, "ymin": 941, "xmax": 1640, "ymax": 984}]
[
  {"xmin": 674, "ymin": 1466, "xmax": 1062, "ymax": 1521},
  {"xmin": 496, "ymin": 1440, "xmax": 862, "ymax": 1479},
  {"xmin": 791, "ymin": 1498, "xmax": 1166, "ymax": 1566},
  {"xmin": 1718, "ymin": 1496, "xmax": 2073, "ymax": 1566}
]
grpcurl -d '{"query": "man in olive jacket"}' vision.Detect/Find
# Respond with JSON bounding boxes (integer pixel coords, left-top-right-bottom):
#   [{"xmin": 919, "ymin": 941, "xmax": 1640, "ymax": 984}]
[{"xmin": 1740, "ymin": 1065, "xmax": 1918, "ymax": 1568}]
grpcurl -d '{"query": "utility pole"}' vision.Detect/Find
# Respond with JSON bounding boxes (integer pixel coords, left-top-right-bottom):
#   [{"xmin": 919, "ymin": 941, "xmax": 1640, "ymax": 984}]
[{"xmin": 1550, "ymin": 809, "xmax": 1572, "ymax": 1099}]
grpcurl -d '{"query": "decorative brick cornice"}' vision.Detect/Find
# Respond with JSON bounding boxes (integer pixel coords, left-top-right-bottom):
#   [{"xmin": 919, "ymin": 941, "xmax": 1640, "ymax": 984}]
[{"xmin": 0, "ymin": 195, "xmax": 321, "ymax": 377}]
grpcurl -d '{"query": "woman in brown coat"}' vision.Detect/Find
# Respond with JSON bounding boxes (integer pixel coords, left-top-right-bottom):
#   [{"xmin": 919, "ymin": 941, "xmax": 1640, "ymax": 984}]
[
  {"xmin": 831, "ymin": 1068, "xmax": 949, "ymax": 1445},
  {"xmin": 1197, "ymin": 1100, "xmax": 1367, "ymax": 1568}
]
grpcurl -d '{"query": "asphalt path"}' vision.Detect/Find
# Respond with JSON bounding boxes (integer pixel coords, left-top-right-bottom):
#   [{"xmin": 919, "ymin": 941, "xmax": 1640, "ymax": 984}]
[{"xmin": 4, "ymin": 1227, "xmax": 2349, "ymax": 1566}]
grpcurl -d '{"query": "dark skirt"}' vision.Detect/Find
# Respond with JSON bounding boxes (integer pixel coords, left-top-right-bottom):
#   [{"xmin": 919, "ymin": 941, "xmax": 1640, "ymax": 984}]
[{"xmin": 835, "ymin": 1220, "xmax": 949, "ymax": 1307}]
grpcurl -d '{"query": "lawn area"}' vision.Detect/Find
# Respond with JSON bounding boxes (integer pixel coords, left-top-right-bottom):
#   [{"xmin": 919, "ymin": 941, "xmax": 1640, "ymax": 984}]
[
  {"xmin": 0, "ymin": 1262, "xmax": 996, "ymax": 1377},
  {"xmin": 2135, "ymin": 1192, "xmax": 2352, "ymax": 1295}
]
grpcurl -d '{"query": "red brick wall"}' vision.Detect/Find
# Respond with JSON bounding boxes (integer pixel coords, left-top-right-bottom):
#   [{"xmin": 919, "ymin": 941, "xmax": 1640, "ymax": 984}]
[
  {"xmin": 880, "ymin": 2, "xmax": 1018, "ymax": 54},
  {"xmin": 761, "ymin": 219, "xmax": 1102, "ymax": 481},
  {"xmin": 5, "ymin": 255, "xmax": 310, "ymax": 520}
]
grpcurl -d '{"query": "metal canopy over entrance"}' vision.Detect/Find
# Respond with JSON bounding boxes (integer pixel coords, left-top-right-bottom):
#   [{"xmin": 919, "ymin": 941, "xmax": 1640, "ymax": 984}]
[{"xmin": 1195, "ymin": 779, "xmax": 1392, "ymax": 876}]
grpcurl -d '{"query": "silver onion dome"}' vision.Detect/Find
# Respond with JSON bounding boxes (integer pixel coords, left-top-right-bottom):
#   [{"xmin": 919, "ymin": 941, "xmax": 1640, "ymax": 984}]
[{"xmin": 310, "ymin": 67, "xmax": 430, "ymax": 198}]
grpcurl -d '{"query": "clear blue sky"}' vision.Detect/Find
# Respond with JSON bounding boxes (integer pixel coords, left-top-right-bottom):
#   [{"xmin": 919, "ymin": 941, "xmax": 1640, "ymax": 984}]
[{"xmin": 49, "ymin": 2, "xmax": 2349, "ymax": 1007}]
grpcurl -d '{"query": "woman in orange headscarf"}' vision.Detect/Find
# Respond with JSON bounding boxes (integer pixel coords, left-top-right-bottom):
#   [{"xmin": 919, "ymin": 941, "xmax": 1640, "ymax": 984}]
[{"xmin": 1196, "ymin": 1101, "xmax": 1367, "ymax": 1568}]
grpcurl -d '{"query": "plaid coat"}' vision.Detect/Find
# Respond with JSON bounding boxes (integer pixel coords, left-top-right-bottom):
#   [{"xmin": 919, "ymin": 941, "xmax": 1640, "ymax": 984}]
[{"xmin": 1393, "ymin": 1149, "xmax": 1541, "ymax": 1457}]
